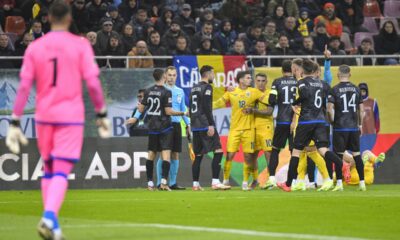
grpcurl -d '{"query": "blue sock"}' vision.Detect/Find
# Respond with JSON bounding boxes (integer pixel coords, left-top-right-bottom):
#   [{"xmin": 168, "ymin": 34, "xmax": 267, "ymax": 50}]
[
  {"xmin": 156, "ymin": 158, "xmax": 162, "ymax": 186},
  {"xmin": 43, "ymin": 211, "xmax": 59, "ymax": 230},
  {"xmin": 169, "ymin": 159, "xmax": 179, "ymax": 186}
]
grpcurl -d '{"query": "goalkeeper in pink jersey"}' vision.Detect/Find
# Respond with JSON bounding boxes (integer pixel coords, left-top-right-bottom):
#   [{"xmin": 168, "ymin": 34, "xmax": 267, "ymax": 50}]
[{"xmin": 5, "ymin": 1, "xmax": 110, "ymax": 239}]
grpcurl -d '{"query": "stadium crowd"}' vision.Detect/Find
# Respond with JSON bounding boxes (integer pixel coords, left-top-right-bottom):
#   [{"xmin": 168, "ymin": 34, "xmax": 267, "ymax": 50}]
[{"xmin": 0, "ymin": 0, "xmax": 400, "ymax": 68}]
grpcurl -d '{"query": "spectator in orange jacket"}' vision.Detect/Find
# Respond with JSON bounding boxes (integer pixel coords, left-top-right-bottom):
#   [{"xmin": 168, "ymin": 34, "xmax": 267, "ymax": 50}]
[
  {"xmin": 127, "ymin": 40, "xmax": 154, "ymax": 68},
  {"xmin": 314, "ymin": 2, "xmax": 342, "ymax": 37}
]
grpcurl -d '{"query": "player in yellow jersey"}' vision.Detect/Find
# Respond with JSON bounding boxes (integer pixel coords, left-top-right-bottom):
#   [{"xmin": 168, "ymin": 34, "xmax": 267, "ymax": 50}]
[{"xmin": 213, "ymin": 71, "xmax": 269, "ymax": 189}]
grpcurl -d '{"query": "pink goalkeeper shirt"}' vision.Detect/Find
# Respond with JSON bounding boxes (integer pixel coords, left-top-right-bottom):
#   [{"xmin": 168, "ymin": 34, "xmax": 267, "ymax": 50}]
[{"xmin": 13, "ymin": 31, "xmax": 105, "ymax": 124}]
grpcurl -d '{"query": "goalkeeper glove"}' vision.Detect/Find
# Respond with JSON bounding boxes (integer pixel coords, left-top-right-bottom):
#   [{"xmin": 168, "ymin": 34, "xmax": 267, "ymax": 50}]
[
  {"xmin": 96, "ymin": 109, "xmax": 111, "ymax": 138},
  {"xmin": 6, "ymin": 117, "xmax": 28, "ymax": 154}
]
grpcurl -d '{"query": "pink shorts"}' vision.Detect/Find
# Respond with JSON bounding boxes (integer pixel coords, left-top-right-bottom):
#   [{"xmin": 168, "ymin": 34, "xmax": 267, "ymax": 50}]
[{"xmin": 36, "ymin": 123, "xmax": 84, "ymax": 163}]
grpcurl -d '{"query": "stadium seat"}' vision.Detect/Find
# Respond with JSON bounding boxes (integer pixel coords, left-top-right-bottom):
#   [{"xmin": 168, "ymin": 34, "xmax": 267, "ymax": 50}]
[
  {"xmin": 380, "ymin": 17, "xmax": 400, "ymax": 34},
  {"xmin": 340, "ymin": 32, "xmax": 353, "ymax": 50},
  {"xmin": 384, "ymin": 1, "xmax": 400, "ymax": 17},
  {"xmin": 362, "ymin": 17, "xmax": 379, "ymax": 33},
  {"xmin": 5, "ymin": 16, "xmax": 26, "ymax": 36},
  {"xmin": 363, "ymin": 0, "xmax": 383, "ymax": 17},
  {"xmin": 354, "ymin": 32, "xmax": 375, "ymax": 48}
]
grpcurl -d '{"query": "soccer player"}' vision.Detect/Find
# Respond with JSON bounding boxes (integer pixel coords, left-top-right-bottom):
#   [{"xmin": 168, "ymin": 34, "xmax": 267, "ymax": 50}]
[
  {"xmin": 266, "ymin": 60, "xmax": 297, "ymax": 189},
  {"xmin": 138, "ymin": 69, "xmax": 186, "ymax": 191},
  {"xmin": 6, "ymin": 1, "xmax": 110, "ymax": 239},
  {"xmin": 327, "ymin": 65, "xmax": 365, "ymax": 191},
  {"xmin": 213, "ymin": 70, "xmax": 268, "ymax": 190},
  {"xmin": 189, "ymin": 65, "xmax": 230, "ymax": 191},
  {"xmin": 278, "ymin": 59, "xmax": 343, "ymax": 192}
]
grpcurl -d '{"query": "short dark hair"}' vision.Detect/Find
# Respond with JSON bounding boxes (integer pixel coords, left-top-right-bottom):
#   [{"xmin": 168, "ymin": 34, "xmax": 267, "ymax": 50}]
[
  {"xmin": 302, "ymin": 59, "xmax": 315, "ymax": 75},
  {"xmin": 338, "ymin": 65, "xmax": 351, "ymax": 75},
  {"xmin": 292, "ymin": 58, "xmax": 303, "ymax": 68},
  {"xmin": 361, "ymin": 38, "xmax": 372, "ymax": 44},
  {"xmin": 282, "ymin": 60, "xmax": 292, "ymax": 73},
  {"xmin": 236, "ymin": 70, "xmax": 251, "ymax": 83},
  {"xmin": 200, "ymin": 65, "xmax": 214, "ymax": 77},
  {"xmin": 255, "ymin": 73, "xmax": 267, "ymax": 79},
  {"xmin": 202, "ymin": 21, "xmax": 213, "ymax": 27},
  {"xmin": 149, "ymin": 30, "xmax": 159, "ymax": 37},
  {"xmin": 49, "ymin": 0, "xmax": 71, "ymax": 22},
  {"xmin": 138, "ymin": 89, "xmax": 145, "ymax": 94},
  {"xmin": 153, "ymin": 69, "xmax": 164, "ymax": 82},
  {"xmin": 312, "ymin": 61, "xmax": 320, "ymax": 73}
]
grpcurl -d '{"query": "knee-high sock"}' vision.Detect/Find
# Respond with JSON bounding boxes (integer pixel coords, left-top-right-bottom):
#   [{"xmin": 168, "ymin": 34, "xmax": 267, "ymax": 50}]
[
  {"xmin": 161, "ymin": 161, "xmax": 170, "ymax": 180},
  {"xmin": 307, "ymin": 151, "xmax": 329, "ymax": 180},
  {"xmin": 252, "ymin": 167, "xmax": 259, "ymax": 182},
  {"xmin": 325, "ymin": 156, "xmax": 333, "ymax": 179},
  {"xmin": 169, "ymin": 159, "xmax": 179, "ymax": 186},
  {"xmin": 212, "ymin": 153, "xmax": 223, "ymax": 179},
  {"xmin": 353, "ymin": 155, "xmax": 365, "ymax": 181},
  {"xmin": 269, "ymin": 148, "xmax": 280, "ymax": 176},
  {"xmin": 223, "ymin": 160, "xmax": 232, "ymax": 181},
  {"xmin": 243, "ymin": 162, "xmax": 251, "ymax": 183},
  {"xmin": 286, "ymin": 156, "xmax": 299, "ymax": 187},
  {"xmin": 297, "ymin": 152, "xmax": 308, "ymax": 180},
  {"xmin": 307, "ymin": 157, "xmax": 316, "ymax": 182},
  {"xmin": 192, "ymin": 155, "xmax": 202, "ymax": 181},
  {"xmin": 326, "ymin": 151, "xmax": 342, "ymax": 180},
  {"xmin": 41, "ymin": 160, "xmax": 53, "ymax": 207},
  {"xmin": 156, "ymin": 158, "xmax": 162, "ymax": 186},
  {"xmin": 146, "ymin": 160, "xmax": 154, "ymax": 182}
]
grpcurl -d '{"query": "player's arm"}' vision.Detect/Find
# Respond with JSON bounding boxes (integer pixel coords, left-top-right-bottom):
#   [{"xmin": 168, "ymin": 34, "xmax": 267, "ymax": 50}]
[
  {"xmin": 204, "ymin": 86, "xmax": 216, "ymax": 136},
  {"xmin": 268, "ymin": 81, "xmax": 278, "ymax": 108},
  {"xmin": 181, "ymin": 90, "xmax": 191, "ymax": 126},
  {"xmin": 327, "ymin": 89, "xmax": 335, "ymax": 123},
  {"xmin": 323, "ymin": 44, "xmax": 332, "ymax": 85},
  {"xmin": 164, "ymin": 90, "xmax": 185, "ymax": 116},
  {"xmin": 292, "ymin": 80, "xmax": 305, "ymax": 106},
  {"xmin": 253, "ymin": 105, "xmax": 274, "ymax": 116},
  {"xmin": 212, "ymin": 91, "xmax": 229, "ymax": 109},
  {"xmin": 125, "ymin": 108, "xmax": 142, "ymax": 125}
]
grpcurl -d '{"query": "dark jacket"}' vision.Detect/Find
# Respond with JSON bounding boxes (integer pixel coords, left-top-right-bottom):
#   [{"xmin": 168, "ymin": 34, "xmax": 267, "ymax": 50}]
[
  {"xmin": 161, "ymin": 29, "xmax": 189, "ymax": 52},
  {"xmin": 270, "ymin": 46, "xmax": 295, "ymax": 67},
  {"xmin": 118, "ymin": 0, "xmax": 138, "ymax": 23},
  {"xmin": 0, "ymin": 46, "xmax": 15, "ymax": 68},
  {"xmin": 190, "ymin": 31, "xmax": 218, "ymax": 52},
  {"xmin": 241, "ymin": 30, "xmax": 266, "ymax": 54},
  {"xmin": 356, "ymin": 47, "xmax": 374, "ymax": 66},
  {"xmin": 101, "ymin": 43, "xmax": 126, "ymax": 68},
  {"xmin": 148, "ymin": 42, "xmax": 168, "ymax": 67},
  {"xmin": 121, "ymin": 34, "xmax": 137, "ymax": 55},
  {"xmin": 171, "ymin": 48, "xmax": 192, "ymax": 55},
  {"xmin": 195, "ymin": 47, "xmax": 220, "ymax": 55},
  {"xmin": 313, "ymin": 33, "xmax": 330, "ymax": 52},
  {"xmin": 374, "ymin": 30, "xmax": 400, "ymax": 65},
  {"xmin": 155, "ymin": 7, "xmax": 174, "ymax": 36},
  {"xmin": 173, "ymin": 14, "xmax": 196, "ymax": 36},
  {"xmin": 86, "ymin": 0, "xmax": 108, "ymax": 31},
  {"xmin": 336, "ymin": 0, "xmax": 364, "ymax": 32},
  {"xmin": 96, "ymin": 30, "xmax": 119, "ymax": 53},
  {"xmin": 71, "ymin": 4, "xmax": 89, "ymax": 34},
  {"xmin": 281, "ymin": 28, "xmax": 303, "ymax": 51}
]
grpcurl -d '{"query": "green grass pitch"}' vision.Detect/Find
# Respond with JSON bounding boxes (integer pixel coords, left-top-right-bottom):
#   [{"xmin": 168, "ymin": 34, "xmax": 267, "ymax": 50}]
[{"xmin": 1, "ymin": 185, "xmax": 399, "ymax": 240}]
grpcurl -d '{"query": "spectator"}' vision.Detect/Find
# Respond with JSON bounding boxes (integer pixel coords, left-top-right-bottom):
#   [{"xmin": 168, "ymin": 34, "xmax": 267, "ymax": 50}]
[
  {"xmin": 312, "ymin": 22, "xmax": 330, "ymax": 52},
  {"xmin": 296, "ymin": 36, "xmax": 321, "ymax": 56},
  {"xmin": 246, "ymin": 0, "xmax": 265, "ymax": 25},
  {"xmin": 14, "ymin": 32, "xmax": 33, "ymax": 56},
  {"xmin": 155, "ymin": 6, "xmax": 174, "ymax": 36},
  {"xmin": 191, "ymin": 21, "xmax": 218, "ymax": 52},
  {"xmin": 263, "ymin": 20, "xmax": 279, "ymax": 50},
  {"xmin": 96, "ymin": 18, "xmax": 119, "ymax": 54},
  {"xmin": 130, "ymin": 8, "xmax": 151, "ymax": 40},
  {"xmin": 266, "ymin": 0, "xmax": 299, "ymax": 19},
  {"xmin": 328, "ymin": 36, "xmax": 355, "ymax": 66},
  {"xmin": 195, "ymin": 8, "xmax": 220, "ymax": 33},
  {"xmin": 32, "ymin": 0, "xmax": 53, "ymax": 19},
  {"xmin": 147, "ymin": 30, "xmax": 167, "ymax": 67},
  {"xmin": 297, "ymin": 7, "xmax": 313, "ymax": 37},
  {"xmin": 297, "ymin": 0, "xmax": 321, "ymax": 19},
  {"xmin": 171, "ymin": 35, "xmax": 192, "ymax": 55},
  {"xmin": 281, "ymin": 16, "xmax": 303, "ymax": 51},
  {"xmin": 36, "ymin": 9, "xmax": 50, "ymax": 32},
  {"xmin": 86, "ymin": 31, "xmax": 102, "ymax": 56},
  {"xmin": 270, "ymin": 34, "xmax": 294, "ymax": 67},
  {"xmin": 227, "ymin": 39, "xmax": 246, "ymax": 55},
  {"xmin": 128, "ymin": 89, "xmax": 149, "ymax": 137},
  {"xmin": 314, "ymin": 2, "xmax": 343, "ymax": 37},
  {"xmin": 127, "ymin": 40, "xmax": 154, "ymax": 68},
  {"xmin": 86, "ymin": 0, "xmax": 108, "ymax": 31},
  {"xmin": 120, "ymin": 23, "xmax": 137, "ymax": 55},
  {"xmin": 119, "ymin": 0, "xmax": 138, "ymax": 23},
  {"xmin": 141, "ymin": 22, "xmax": 155, "ymax": 41},
  {"xmin": 214, "ymin": 19, "xmax": 237, "ymax": 54},
  {"xmin": 356, "ymin": 38, "xmax": 374, "ymax": 66},
  {"xmin": 161, "ymin": 20, "xmax": 188, "ymax": 52},
  {"xmin": 219, "ymin": 0, "xmax": 248, "ymax": 32},
  {"xmin": 241, "ymin": 22, "xmax": 265, "ymax": 54},
  {"xmin": 249, "ymin": 40, "xmax": 268, "ymax": 67},
  {"xmin": 336, "ymin": 0, "xmax": 366, "ymax": 34},
  {"xmin": 159, "ymin": 0, "xmax": 184, "ymax": 15},
  {"xmin": 264, "ymin": 5, "xmax": 285, "ymax": 33},
  {"xmin": 71, "ymin": 0, "xmax": 89, "ymax": 34},
  {"xmin": 106, "ymin": 5, "xmax": 124, "ymax": 33},
  {"xmin": 30, "ymin": 20, "xmax": 44, "ymax": 39},
  {"xmin": 173, "ymin": 3, "xmax": 195, "ymax": 36},
  {"xmin": 102, "ymin": 34, "xmax": 125, "ymax": 68},
  {"xmin": 0, "ymin": 34, "xmax": 14, "ymax": 68},
  {"xmin": 0, "ymin": 0, "xmax": 22, "ymax": 30},
  {"xmin": 359, "ymin": 83, "xmax": 380, "ymax": 136},
  {"xmin": 195, "ymin": 36, "xmax": 220, "ymax": 55},
  {"xmin": 374, "ymin": 21, "xmax": 400, "ymax": 65}
]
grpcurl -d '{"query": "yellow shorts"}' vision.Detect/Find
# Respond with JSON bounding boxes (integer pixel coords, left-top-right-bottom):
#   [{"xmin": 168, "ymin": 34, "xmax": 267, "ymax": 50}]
[
  {"xmin": 255, "ymin": 125, "xmax": 273, "ymax": 151},
  {"xmin": 227, "ymin": 129, "xmax": 255, "ymax": 153}
]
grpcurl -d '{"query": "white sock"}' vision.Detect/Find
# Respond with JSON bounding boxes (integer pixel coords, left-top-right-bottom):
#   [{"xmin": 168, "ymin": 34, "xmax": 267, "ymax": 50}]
[
  {"xmin": 161, "ymin": 178, "xmax": 167, "ymax": 185},
  {"xmin": 359, "ymin": 180, "xmax": 365, "ymax": 187},
  {"xmin": 269, "ymin": 176, "xmax": 276, "ymax": 182},
  {"xmin": 223, "ymin": 179, "xmax": 229, "ymax": 185},
  {"xmin": 193, "ymin": 181, "xmax": 199, "ymax": 187},
  {"xmin": 212, "ymin": 179, "xmax": 220, "ymax": 185},
  {"xmin": 53, "ymin": 228, "xmax": 62, "ymax": 236},
  {"xmin": 297, "ymin": 179, "xmax": 305, "ymax": 184},
  {"xmin": 148, "ymin": 181, "xmax": 154, "ymax": 187},
  {"xmin": 242, "ymin": 181, "xmax": 248, "ymax": 186},
  {"xmin": 42, "ymin": 218, "xmax": 54, "ymax": 229},
  {"xmin": 337, "ymin": 180, "xmax": 343, "ymax": 187}
]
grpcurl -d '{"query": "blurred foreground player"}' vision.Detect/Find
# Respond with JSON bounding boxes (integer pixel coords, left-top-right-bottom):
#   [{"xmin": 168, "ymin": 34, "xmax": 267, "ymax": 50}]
[{"xmin": 6, "ymin": 1, "xmax": 110, "ymax": 239}]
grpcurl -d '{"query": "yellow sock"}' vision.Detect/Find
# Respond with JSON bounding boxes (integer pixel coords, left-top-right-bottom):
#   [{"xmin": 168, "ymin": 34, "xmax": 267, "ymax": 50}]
[
  {"xmin": 243, "ymin": 162, "xmax": 250, "ymax": 182},
  {"xmin": 224, "ymin": 160, "xmax": 232, "ymax": 181},
  {"xmin": 252, "ymin": 168, "xmax": 259, "ymax": 182},
  {"xmin": 297, "ymin": 151, "xmax": 307, "ymax": 180},
  {"xmin": 307, "ymin": 151, "xmax": 329, "ymax": 179}
]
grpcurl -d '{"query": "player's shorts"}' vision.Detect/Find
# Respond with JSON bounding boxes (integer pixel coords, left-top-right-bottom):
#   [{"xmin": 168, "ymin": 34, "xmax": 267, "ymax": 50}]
[
  {"xmin": 333, "ymin": 130, "xmax": 360, "ymax": 153},
  {"xmin": 272, "ymin": 124, "xmax": 292, "ymax": 149},
  {"xmin": 172, "ymin": 122, "xmax": 182, "ymax": 153},
  {"xmin": 227, "ymin": 129, "xmax": 255, "ymax": 153},
  {"xmin": 293, "ymin": 123, "xmax": 329, "ymax": 150},
  {"xmin": 148, "ymin": 127, "xmax": 173, "ymax": 152},
  {"xmin": 192, "ymin": 130, "xmax": 222, "ymax": 155},
  {"xmin": 36, "ymin": 123, "xmax": 84, "ymax": 163},
  {"xmin": 325, "ymin": 124, "xmax": 331, "ymax": 145},
  {"xmin": 255, "ymin": 124, "xmax": 273, "ymax": 151}
]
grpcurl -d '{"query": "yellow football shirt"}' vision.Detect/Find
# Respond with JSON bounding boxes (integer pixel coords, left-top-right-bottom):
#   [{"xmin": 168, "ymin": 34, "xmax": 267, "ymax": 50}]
[{"xmin": 254, "ymin": 89, "xmax": 274, "ymax": 128}]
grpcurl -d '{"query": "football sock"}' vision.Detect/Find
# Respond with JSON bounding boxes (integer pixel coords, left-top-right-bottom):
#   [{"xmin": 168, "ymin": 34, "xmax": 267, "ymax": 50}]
[
  {"xmin": 223, "ymin": 160, "xmax": 232, "ymax": 181},
  {"xmin": 297, "ymin": 152, "xmax": 307, "ymax": 180},
  {"xmin": 337, "ymin": 179, "xmax": 343, "ymax": 187},
  {"xmin": 269, "ymin": 148, "xmax": 280, "ymax": 176},
  {"xmin": 307, "ymin": 157, "xmax": 316, "ymax": 182},
  {"xmin": 325, "ymin": 154, "xmax": 334, "ymax": 179},
  {"xmin": 192, "ymin": 155, "xmax": 202, "ymax": 181},
  {"xmin": 243, "ymin": 162, "xmax": 250, "ymax": 183},
  {"xmin": 169, "ymin": 159, "xmax": 179, "ymax": 186},
  {"xmin": 212, "ymin": 152, "xmax": 223, "ymax": 179},
  {"xmin": 252, "ymin": 168, "xmax": 259, "ymax": 182},
  {"xmin": 354, "ymin": 155, "xmax": 365, "ymax": 181},
  {"xmin": 155, "ymin": 158, "xmax": 162, "ymax": 186},
  {"xmin": 146, "ymin": 160, "xmax": 154, "ymax": 182},
  {"xmin": 161, "ymin": 160, "xmax": 170, "ymax": 181},
  {"xmin": 212, "ymin": 178, "xmax": 220, "ymax": 185},
  {"xmin": 286, "ymin": 156, "xmax": 299, "ymax": 187},
  {"xmin": 325, "ymin": 151, "xmax": 343, "ymax": 180},
  {"xmin": 41, "ymin": 160, "xmax": 52, "ymax": 206},
  {"xmin": 43, "ymin": 211, "xmax": 59, "ymax": 230},
  {"xmin": 307, "ymin": 151, "xmax": 330, "ymax": 180},
  {"xmin": 193, "ymin": 181, "xmax": 200, "ymax": 187}
]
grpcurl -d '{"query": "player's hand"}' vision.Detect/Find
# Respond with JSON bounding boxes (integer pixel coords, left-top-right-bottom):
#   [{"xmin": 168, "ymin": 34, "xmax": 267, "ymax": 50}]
[
  {"xmin": 186, "ymin": 125, "xmax": 191, "ymax": 138},
  {"xmin": 226, "ymin": 86, "xmax": 235, "ymax": 92},
  {"xmin": 6, "ymin": 118, "xmax": 28, "ymax": 154},
  {"xmin": 207, "ymin": 125, "xmax": 215, "ymax": 137},
  {"xmin": 290, "ymin": 121, "xmax": 296, "ymax": 134},
  {"xmin": 125, "ymin": 118, "xmax": 137, "ymax": 126},
  {"xmin": 242, "ymin": 107, "xmax": 253, "ymax": 114},
  {"xmin": 359, "ymin": 125, "xmax": 363, "ymax": 136},
  {"xmin": 96, "ymin": 110, "xmax": 111, "ymax": 138},
  {"xmin": 324, "ymin": 44, "xmax": 331, "ymax": 59},
  {"xmin": 291, "ymin": 105, "xmax": 300, "ymax": 115}
]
